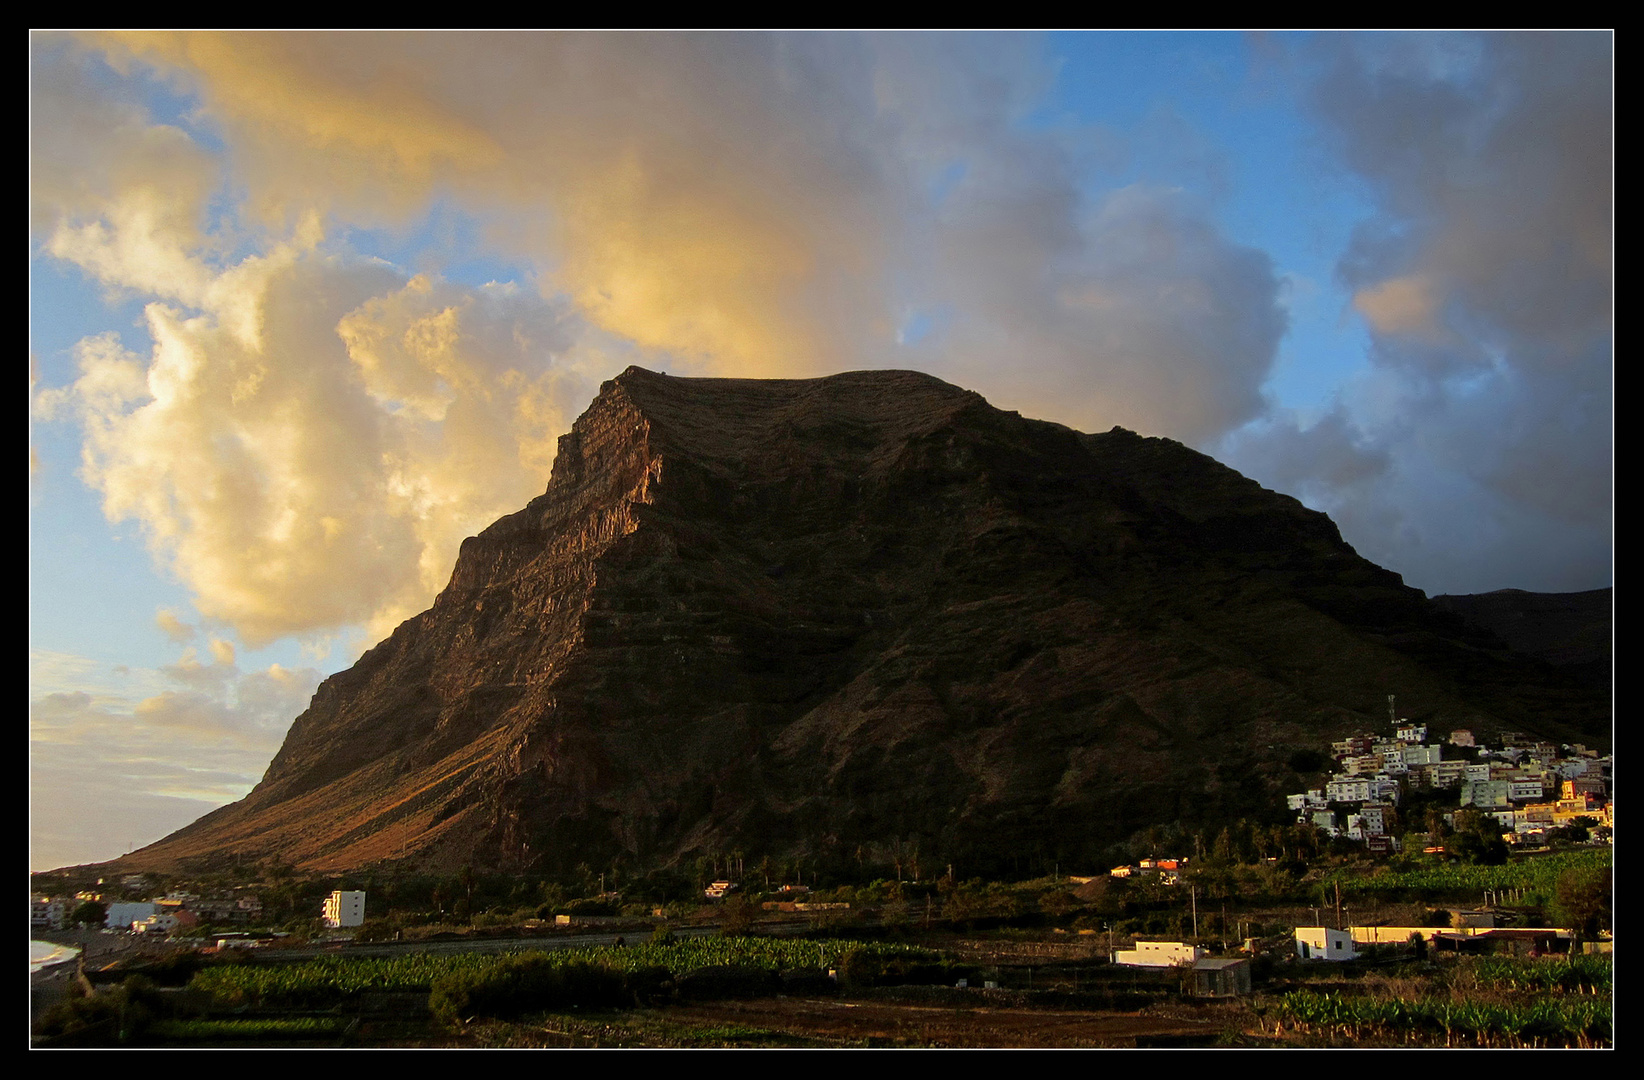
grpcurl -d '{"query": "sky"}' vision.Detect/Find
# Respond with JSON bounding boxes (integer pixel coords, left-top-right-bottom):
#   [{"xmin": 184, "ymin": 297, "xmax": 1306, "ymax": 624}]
[{"xmin": 29, "ymin": 31, "xmax": 1612, "ymax": 872}]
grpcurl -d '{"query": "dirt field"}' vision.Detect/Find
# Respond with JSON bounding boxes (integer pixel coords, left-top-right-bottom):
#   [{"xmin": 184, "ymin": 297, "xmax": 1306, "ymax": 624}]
[
  {"xmin": 657, "ymin": 996, "xmax": 1249, "ymax": 1047},
  {"xmin": 432, "ymin": 992, "xmax": 1265, "ymax": 1049}
]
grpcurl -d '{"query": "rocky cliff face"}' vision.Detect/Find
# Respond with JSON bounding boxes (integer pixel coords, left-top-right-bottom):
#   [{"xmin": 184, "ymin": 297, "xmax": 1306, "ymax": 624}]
[{"xmin": 119, "ymin": 367, "xmax": 1609, "ymax": 875}]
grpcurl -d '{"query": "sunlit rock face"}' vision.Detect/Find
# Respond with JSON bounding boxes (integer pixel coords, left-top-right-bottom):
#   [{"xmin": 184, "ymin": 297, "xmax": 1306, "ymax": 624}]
[{"xmin": 115, "ymin": 367, "xmax": 1608, "ymax": 876}]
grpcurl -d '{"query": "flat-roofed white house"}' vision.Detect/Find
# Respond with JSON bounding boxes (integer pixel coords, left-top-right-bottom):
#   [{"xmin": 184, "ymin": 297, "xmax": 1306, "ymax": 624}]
[
  {"xmin": 1294, "ymin": 927, "xmax": 1358, "ymax": 961},
  {"xmin": 1113, "ymin": 941, "xmax": 1206, "ymax": 967},
  {"xmin": 322, "ymin": 890, "xmax": 366, "ymax": 928}
]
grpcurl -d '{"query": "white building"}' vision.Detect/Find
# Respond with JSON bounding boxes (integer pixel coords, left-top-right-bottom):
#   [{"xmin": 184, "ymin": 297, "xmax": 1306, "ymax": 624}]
[
  {"xmin": 1326, "ymin": 776, "xmax": 1373, "ymax": 803},
  {"xmin": 1308, "ymin": 810, "xmax": 1341, "ymax": 836},
  {"xmin": 1461, "ymin": 780, "xmax": 1513, "ymax": 809},
  {"xmin": 322, "ymin": 890, "xmax": 366, "ymax": 928},
  {"xmin": 31, "ymin": 895, "xmax": 67, "ymax": 931},
  {"xmin": 1325, "ymin": 776, "xmax": 1400, "ymax": 805},
  {"xmin": 1294, "ymin": 927, "xmax": 1358, "ymax": 961},
  {"xmin": 1113, "ymin": 941, "xmax": 1206, "ymax": 967},
  {"xmin": 1508, "ymin": 779, "xmax": 1545, "ymax": 801},
  {"xmin": 1415, "ymin": 760, "xmax": 1468, "ymax": 789},
  {"xmin": 133, "ymin": 913, "xmax": 179, "ymax": 934},
  {"xmin": 1347, "ymin": 803, "xmax": 1393, "ymax": 840},
  {"xmin": 1400, "ymin": 744, "xmax": 1443, "ymax": 766}
]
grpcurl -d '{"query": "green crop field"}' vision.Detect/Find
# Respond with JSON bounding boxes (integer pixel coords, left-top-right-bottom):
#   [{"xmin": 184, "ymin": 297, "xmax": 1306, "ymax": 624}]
[
  {"xmin": 189, "ymin": 937, "xmax": 935, "ymax": 1008},
  {"xmin": 1322, "ymin": 848, "xmax": 1610, "ymax": 899}
]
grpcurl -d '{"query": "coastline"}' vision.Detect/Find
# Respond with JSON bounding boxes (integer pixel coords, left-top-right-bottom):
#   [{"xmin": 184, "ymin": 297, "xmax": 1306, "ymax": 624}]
[
  {"xmin": 30, "ymin": 928, "xmax": 171, "ymax": 1025},
  {"xmin": 30, "ymin": 939, "xmax": 80, "ymax": 973}
]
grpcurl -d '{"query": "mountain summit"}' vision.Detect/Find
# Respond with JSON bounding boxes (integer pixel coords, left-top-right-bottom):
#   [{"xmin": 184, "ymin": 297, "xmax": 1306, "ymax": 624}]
[{"xmin": 114, "ymin": 367, "xmax": 1607, "ymax": 875}]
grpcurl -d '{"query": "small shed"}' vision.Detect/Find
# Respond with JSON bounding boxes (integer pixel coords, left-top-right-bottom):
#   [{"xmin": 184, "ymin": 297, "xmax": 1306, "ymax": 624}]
[{"xmin": 1190, "ymin": 958, "xmax": 1251, "ymax": 998}]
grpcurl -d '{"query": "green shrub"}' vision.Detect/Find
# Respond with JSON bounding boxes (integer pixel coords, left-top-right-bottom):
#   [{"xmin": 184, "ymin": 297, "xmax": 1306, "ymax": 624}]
[
  {"xmin": 834, "ymin": 945, "xmax": 969, "ymax": 989},
  {"xmin": 35, "ymin": 977, "xmax": 157, "ymax": 1043},
  {"xmin": 428, "ymin": 955, "xmax": 630, "ymax": 1025}
]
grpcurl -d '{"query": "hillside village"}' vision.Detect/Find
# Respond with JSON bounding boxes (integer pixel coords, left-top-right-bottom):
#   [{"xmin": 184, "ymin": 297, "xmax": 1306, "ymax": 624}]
[{"xmin": 1284, "ymin": 705, "xmax": 1612, "ymax": 855}]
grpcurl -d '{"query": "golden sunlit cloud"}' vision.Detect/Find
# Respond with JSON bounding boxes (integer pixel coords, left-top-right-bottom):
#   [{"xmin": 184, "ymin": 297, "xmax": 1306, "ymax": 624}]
[
  {"xmin": 1353, "ymin": 274, "xmax": 1443, "ymax": 340},
  {"xmin": 33, "ymin": 30, "xmax": 1608, "ymax": 655},
  {"xmin": 52, "ymin": 246, "xmax": 598, "ymax": 647},
  {"xmin": 154, "ymin": 609, "xmax": 196, "ymax": 643}
]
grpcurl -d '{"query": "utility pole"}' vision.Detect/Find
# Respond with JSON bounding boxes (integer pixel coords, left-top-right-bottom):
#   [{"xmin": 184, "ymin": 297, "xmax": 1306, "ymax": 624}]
[{"xmin": 1191, "ymin": 885, "xmax": 1199, "ymax": 939}]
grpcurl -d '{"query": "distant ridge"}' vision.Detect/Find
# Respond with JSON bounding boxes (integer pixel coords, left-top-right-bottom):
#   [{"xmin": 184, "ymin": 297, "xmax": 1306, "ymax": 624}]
[{"xmin": 1430, "ymin": 588, "xmax": 1612, "ymax": 695}]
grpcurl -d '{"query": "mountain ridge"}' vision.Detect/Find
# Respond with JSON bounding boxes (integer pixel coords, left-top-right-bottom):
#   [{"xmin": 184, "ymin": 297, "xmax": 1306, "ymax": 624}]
[{"xmin": 102, "ymin": 366, "xmax": 1610, "ymax": 876}]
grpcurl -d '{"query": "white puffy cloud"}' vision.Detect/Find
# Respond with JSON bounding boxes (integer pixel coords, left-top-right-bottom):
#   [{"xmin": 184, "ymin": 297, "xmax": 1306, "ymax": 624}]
[{"xmin": 43, "ymin": 228, "xmax": 604, "ymax": 647}]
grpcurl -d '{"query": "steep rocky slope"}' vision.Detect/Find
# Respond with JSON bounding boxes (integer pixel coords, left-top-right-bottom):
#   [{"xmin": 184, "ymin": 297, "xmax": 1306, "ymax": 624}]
[{"xmin": 112, "ymin": 367, "xmax": 1609, "ymax": 875}]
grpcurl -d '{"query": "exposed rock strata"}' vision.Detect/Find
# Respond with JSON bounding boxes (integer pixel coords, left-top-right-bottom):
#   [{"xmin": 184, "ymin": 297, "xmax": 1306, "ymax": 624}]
[{"xmin": 114, "ymin": 367, "xmax": 1610, "ymax": 875}]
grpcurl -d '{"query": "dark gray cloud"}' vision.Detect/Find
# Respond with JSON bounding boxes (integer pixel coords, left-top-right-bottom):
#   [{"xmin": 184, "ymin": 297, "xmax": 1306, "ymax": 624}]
[{"xmin": 1224, "ymin": 32, "xmax": 1611, "ymax": 595}]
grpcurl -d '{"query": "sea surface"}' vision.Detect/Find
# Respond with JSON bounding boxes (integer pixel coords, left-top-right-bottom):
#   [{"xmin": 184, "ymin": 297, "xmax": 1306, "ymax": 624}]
[{"xmin": 30, "ymin": 939, "xmax": 78, "ymax": 974}]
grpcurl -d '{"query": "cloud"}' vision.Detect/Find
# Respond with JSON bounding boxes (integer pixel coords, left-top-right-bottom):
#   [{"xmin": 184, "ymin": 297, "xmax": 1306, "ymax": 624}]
[
  {"xmin": 155, "ymin": 609, "xmax": 196, "ymax": 643},
  {"xmin": 32, "ymin": 32, "xmax": 1305, "ymax": 650},
  {"xmin": 1223, "ymin": 406, "xmax": 1389, "ymax": 501},
  {"xmin": 33, "ymin": 650, "xmax": 321, "ymax": 752},
  {"xmin": 30, "ymin": 40, "xmax": 221, "ymax": 306},
  {"xmin": 30, "ymin": 650, "xmax": 325, "ymax": 867},
  {"xmin": 933, "ymin": 183, "xmax": 1287, "ymax": 443},
  {"xmin": 1225, "ymin": 33, "xmax": 1611, "ymax": 594},
  {"xmin": 33, "ymin": 31, "xmax": 1609, "ymax": 649},
  {"xmin": 91, "ymin": 31, "xmax": 901, "ymax": 378},
  {"xmin": 43, "ymin": 229, "xmax": 604, "ymax": 647},
  {"xmin": 1352, "ymin": 274, "xmax": 1443, "ymax": 341}
]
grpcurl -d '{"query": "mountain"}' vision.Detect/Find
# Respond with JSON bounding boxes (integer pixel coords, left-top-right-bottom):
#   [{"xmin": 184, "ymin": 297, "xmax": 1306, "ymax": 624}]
[
  {"xmin": 1430, "ymin": 588, "xmax": 1612, "ymax": 696},
  {"xmin": 108, "ymin": 367, "xmax": 1610, "ymax": 876}
]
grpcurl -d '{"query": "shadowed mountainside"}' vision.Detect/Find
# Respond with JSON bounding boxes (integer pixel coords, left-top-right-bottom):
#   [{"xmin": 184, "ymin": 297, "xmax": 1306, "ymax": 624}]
[
  {"xmin": 104, "ymin": 367, "xmax": 1610, "ymax": 876},
  {"xmin": 1430, "ymin": 589, "xmax": 1612, "ymax": 696}
]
